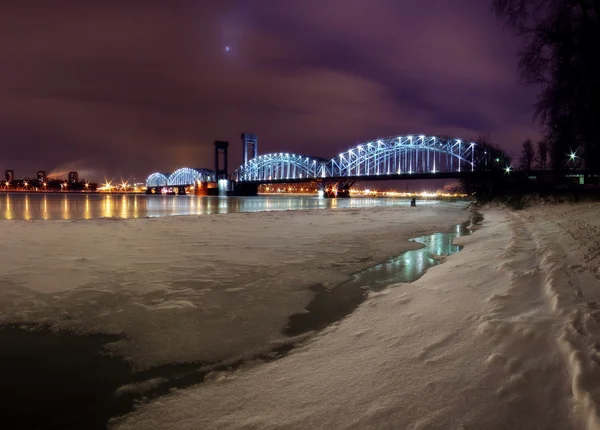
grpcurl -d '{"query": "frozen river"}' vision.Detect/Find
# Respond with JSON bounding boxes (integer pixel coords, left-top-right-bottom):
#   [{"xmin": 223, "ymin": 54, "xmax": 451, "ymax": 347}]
[
  {"xmin": 0, "ymin": 193, "xmax": 431, "ymax": 220},
  {"xmin": 0, "ymin": 199, "xmax": 480, "ymax": 429}
]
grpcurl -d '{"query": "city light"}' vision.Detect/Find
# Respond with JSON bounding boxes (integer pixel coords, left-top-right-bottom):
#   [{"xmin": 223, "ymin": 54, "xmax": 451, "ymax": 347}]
[
  {"xmin": 98, "ymin": 181, "xmax": 113, "ymax": 192},
  {"xmin": 350, "ymin": 189, "xmax": 468, "ymax": 198},
  {"xmin": 568, "ymin": 150, "xmax": 578, "ymax": 163},
  {"xmin": 258, "ymin": 183, "xmax": 467, "ymax": 198},
  {"xmin": 0, "ymin": 174, "xmax": 92, "ymax": 193}
]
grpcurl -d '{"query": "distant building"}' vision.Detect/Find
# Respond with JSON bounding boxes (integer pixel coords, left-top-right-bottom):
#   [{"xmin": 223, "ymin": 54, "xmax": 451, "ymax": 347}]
[
  {"xmin": 37, "ymin": 171, "xmax": 47, "ymax": 183},
  {"xmin": 68, "ymin": 171, "xmax": 79, "ymax": 184},
  {"xmin": 5, "ymin": 170, "xmax": 14, "ymax": 182}
]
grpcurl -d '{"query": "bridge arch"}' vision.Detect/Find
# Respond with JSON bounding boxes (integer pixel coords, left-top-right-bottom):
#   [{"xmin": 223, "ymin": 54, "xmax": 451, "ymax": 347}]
[
  {"xmin": 146, "ymin": 172, "xmax": 169, "ymax": 187},
  {"xmin": 168, "ymin": 168, "xmax": 216, "ymax": 186},
  {"xmin": 232, "ymin": 153, "xmax": 330, "ymax": 182},
  {"xmin": 329, "ymin": 135, "xmax": 482, "ymax": 177}
]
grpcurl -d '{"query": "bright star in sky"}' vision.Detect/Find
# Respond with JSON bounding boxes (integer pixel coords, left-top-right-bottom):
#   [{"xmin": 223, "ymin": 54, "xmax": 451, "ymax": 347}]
[{"xmin": 225, "ymin": 45, "xmax": 231, "ymax": 52}]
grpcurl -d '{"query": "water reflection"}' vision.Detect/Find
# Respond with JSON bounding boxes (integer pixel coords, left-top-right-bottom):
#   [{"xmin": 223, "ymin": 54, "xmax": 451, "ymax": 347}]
[
  {"xmin": 4, "ymin": 194, "xmax": 11, "ymax": 220},
  {"xmin": 62, "ymin": 195, "xmax": 69, "ymax": 220},
  {"xmin": 23, "ymin": 194, "xmax": 30, "ymax": 221},
  {"xmin": 43, "ymin": 195, "xmax": 48, "ymax": 220},
  {"xmin": 285, "ymin": 212, "xmax": 483, "ymax": 336},
  {"xmin": 0, "ymin": 194, "xmax": 438, "ymax": 221},
  {"xmin": 355, "ymin": 231, "xmax": 463, "ymax": 290},
  {"xmin": 84, "ymin": 196, "xmax": 91, "ymax": 220}
]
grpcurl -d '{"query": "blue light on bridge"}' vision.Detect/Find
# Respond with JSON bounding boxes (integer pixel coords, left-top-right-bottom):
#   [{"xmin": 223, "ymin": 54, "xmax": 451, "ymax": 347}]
[
  {"xmin": 205, "ymin": 134, "xmax": 495, "ymax": 183},
  {"xmin": 146, "ymin": 135, "xmax": 494, "ymax": 187},
  {"xmin": 145, "ymin": 168, "xmax": 216, "ymax": 188}
]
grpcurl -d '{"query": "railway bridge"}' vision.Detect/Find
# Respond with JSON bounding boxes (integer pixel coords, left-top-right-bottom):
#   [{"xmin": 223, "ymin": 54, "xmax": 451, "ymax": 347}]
[{"xmin": 146, "ymin": 133, "xmax": 510, "ymax": 197}]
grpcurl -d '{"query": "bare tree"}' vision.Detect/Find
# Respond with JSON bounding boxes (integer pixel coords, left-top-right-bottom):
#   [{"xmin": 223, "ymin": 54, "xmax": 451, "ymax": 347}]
[
  {"xmin": 519, "ymin": 139, "xmax": 535, "ymax": 170},
  {"xmin": 474, "ymin": 135, "xmax": 511, "ymax": 171},
  {"xmin": 536, "ymin": 139, "xmax": 549, "ymax": 170},
  {"xmin": 493, "ymin": 0, "xmax": 600, "ymax": 170}
]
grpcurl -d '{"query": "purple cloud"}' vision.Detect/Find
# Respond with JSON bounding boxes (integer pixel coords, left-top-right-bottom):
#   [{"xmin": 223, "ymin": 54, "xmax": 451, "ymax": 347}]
[{"xmin": 0, "ymin": 0, "xmax": 539, "ymax": 180}]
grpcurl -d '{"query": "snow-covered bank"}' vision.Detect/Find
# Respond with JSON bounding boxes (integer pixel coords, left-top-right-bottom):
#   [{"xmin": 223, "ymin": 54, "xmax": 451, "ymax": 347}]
[
  {"xmin": 116, "ymin": 202, "xmax": 600, "ymax": 430},
  {"xmin": 0, "ymin": 203, "xmax": 469, "ymax": 370}
]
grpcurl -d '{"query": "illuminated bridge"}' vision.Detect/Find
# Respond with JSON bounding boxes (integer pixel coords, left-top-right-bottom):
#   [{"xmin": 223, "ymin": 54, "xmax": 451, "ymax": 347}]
[
  {"xmin": 232, "ymin": 135, "xmax": 500, "ymax": 181},
  {"xmin": 146, "ymin": 134, "xmax": 510, "ymax": 197},
  {"xmin": 146, "ymin": 168, "xmax": 216, "ymax": 194}
]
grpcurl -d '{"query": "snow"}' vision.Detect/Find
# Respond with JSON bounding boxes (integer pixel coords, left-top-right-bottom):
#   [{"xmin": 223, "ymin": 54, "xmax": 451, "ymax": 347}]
[
  {"xmin": 113, "ymin": 201, "xmax": 600, "ymax": 430},
  {"xmin": 115, "ymin": 378, "xmax": 169, "ymax": 397},
  {"xmin": 0, "ymin": 202, "xmax": 469, "ymax": 370}
]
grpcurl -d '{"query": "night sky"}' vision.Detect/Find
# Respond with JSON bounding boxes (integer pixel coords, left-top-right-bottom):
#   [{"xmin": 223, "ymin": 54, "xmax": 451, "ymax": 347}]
[{"xmin": 0, "ymin": 0, "xmax": 540, "ymax": 182}]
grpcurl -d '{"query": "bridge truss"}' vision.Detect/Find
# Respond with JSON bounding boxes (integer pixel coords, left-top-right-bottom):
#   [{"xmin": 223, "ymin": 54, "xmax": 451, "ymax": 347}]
[
  {"xmin": 232, "ymin": 135, "xmax": 489, "ymax": 182},
  {"xmin": 232, "ymin": 153, "xmax": 329, "ymax": 182},
  {"xmin": 145, "ymin": 167, "xmax": 216, "ymax": 188}
]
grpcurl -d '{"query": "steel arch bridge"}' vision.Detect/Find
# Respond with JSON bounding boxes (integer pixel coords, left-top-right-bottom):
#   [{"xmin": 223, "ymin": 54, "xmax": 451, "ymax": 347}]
[
  {"xmin": 233, "ymin": 153, "xmax": 329, "ymax": 182},
  {"xmin": 146, "ymin": 172, "xmax": 169, "ymax": 187},
  {"xmin": 232, "ymin": 135, "xmax": 490, "ymax": 183},
  {"xmin": 145, "ymin": 167, "xmax": 216, "ymax": 188},
  {"xmin": 168, "ymin": 168, "xmax": 216, "ymax": 186}
]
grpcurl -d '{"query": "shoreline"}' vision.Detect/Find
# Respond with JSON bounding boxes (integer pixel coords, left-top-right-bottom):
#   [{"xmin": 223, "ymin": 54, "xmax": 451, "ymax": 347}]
[{"xmin": 0, "ymin": 193, "xmax": 464, "ymax": 221}]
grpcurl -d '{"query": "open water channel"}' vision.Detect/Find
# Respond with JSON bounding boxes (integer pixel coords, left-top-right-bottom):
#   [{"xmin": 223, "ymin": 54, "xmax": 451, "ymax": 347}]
[{"xmin": 0, "ymin": 193, "xmax": 426, "ymax": 220}]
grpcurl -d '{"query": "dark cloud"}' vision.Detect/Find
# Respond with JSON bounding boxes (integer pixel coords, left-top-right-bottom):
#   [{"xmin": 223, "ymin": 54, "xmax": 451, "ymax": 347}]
[{"xmin": 0, "ymin": 0, "xmax": 539, "ymax": 180}]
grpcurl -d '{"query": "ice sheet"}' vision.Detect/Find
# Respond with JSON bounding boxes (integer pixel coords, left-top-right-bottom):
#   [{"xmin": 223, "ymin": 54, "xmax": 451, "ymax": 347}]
[
  {"xmin": 115, "ymin": 202, "xmax": 600, "ymax": 429},
  {"xmin": 0, "ymin": 202, "xmax": 469, "ymax": 369}
]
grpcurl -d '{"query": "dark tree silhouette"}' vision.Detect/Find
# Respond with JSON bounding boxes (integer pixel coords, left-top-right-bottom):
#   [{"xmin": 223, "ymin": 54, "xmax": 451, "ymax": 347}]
[
  {"xmin": 519, "ymin": 139, "xmax": 535, "ymax": 170},
  {"xmin": 536, "ymin": 139, "xmax": 549, "ymax": 170},
  {"xmin": 493, "ymin": 0, "xmax": 600, "ymax": 170},
  {"xmin": 474, "ymin": 136, "xmax": 511, "ymax": 171}
]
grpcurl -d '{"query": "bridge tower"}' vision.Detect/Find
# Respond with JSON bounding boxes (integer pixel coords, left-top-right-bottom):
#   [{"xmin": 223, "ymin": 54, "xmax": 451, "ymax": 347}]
[
  {"xmin": 241, "ymin": 133, "xmax": 258, "ymax": 164},
  {"xmin": 214, "ymin": 140, "xmax": 229, "ymax": 180},
  {"xmin": 214, "ymin": 140, "xmax": 231, "ymax": 196}
]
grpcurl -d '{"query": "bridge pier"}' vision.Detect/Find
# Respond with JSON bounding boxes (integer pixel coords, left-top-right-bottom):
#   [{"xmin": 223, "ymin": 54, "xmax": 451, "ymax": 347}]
[
  {"xmin": 145, "ymin": 186, "xmax": 163, "ymax": 194},
  {"xmin": 145, "ymin": 186, "xmax": 189, "ymax": 195},
  {"xmin": 231, "ymin": 182, "xmax": 258, "ymax": 196},
  {"xmin": 320, "ymin": 180, "xmax": 353, "ymax": 198}
]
